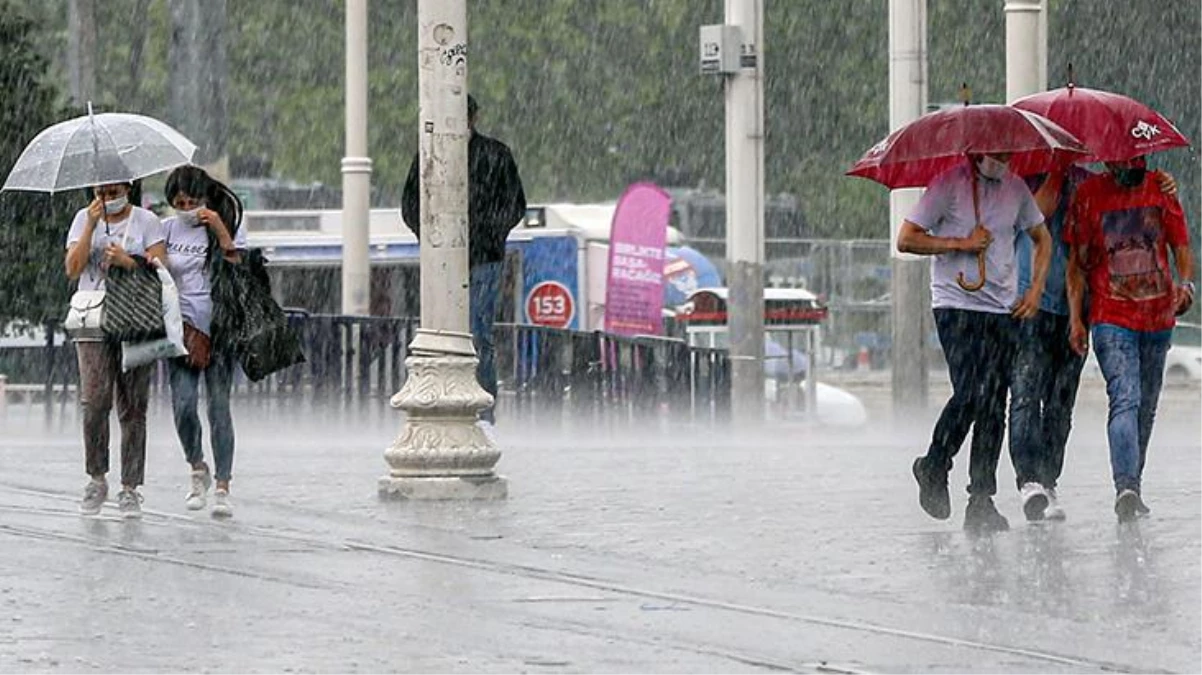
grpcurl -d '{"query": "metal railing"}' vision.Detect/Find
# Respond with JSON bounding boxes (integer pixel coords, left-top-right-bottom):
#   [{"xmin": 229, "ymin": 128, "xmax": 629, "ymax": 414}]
[
  {"xmin": 495, "ymin": 323, "xmax": 731, "ymax": 428},
  {"xmin": 5, "ymin": 317, "xmax": 733, "ymax": 426}
]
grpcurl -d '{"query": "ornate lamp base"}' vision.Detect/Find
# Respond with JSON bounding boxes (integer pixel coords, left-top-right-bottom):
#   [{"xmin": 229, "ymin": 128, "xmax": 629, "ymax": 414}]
[{"xmin": 379, "ymin": 329, "xmax": 507, "ymax": 501}]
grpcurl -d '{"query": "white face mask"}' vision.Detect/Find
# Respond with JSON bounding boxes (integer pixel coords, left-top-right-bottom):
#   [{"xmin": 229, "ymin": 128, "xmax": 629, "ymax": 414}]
[
  {"xmin": 176, "ymin": 207, "xmax": 202, "ymax": 227},
  {"xmin": 103, "ymin": 196, "xmax": 129, "ymax": 215},
  {"xmin": 976, "ymin": 156, "xmax": 1008, "ymax": 181}
]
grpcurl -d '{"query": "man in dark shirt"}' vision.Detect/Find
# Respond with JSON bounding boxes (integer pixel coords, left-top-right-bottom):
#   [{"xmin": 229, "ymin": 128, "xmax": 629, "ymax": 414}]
[{"xmin": 402, "ymin": 95, "xmax": 526, "ymax": 426}]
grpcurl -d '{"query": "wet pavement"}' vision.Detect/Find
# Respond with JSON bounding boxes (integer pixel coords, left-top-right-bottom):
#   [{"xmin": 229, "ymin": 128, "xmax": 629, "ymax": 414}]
[{"xmin": 0, "ymin": 382, "xmax": 1199, "ymax": 673}]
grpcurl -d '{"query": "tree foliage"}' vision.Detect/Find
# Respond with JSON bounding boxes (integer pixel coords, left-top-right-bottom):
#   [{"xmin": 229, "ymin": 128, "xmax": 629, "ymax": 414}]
[
  {"xmin": 0, "ymin": 0, "xmax": 76, "ymax": 328},
  {"xmin": 1, "ymin": 0, "xmax": 1199, "ymax": 324}
]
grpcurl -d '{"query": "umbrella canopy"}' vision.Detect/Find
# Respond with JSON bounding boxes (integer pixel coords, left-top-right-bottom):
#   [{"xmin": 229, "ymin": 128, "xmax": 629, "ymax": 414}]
[
  {"xmin": 2, "ymin": 106, "xmax": 196, "ymax": 193},
  {"xmin": 847, "ymin": 104, "xmax": 1090, "ymax": 189},
  {"xmin": 664, "ymin": 246, "xmax": 723, "ymax": 307},
  {"xmin": 1011, "ymin": 85, "xmax": 1189, "ymax": 163}
]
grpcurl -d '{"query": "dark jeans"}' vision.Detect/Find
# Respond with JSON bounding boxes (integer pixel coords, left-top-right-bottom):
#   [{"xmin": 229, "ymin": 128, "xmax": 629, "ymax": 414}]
[
  {"xmin": 1008, "ymin": 310, "xmax": 1085, "ymax": 490},
  {"xmin": 167, "ymin": 349, "xmax": 236, "ymax": 482},
  {"xmin": 76, "ymin": 340, "xmax": 151, "ymax": 487},
  {"xmin": 924, "ymin": 309, "xmax": 1019, "ymax": 497},
  {"xmin": 1092, "ymin": 324, "xmax": 1171, "ymax": 494},
  {"xmin": 470, "ymin": 261, "xmax": 502, "ymax": 423}
]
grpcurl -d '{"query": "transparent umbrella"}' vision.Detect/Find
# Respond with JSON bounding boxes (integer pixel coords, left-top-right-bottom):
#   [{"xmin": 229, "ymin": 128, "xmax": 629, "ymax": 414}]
[{"xmin": 2, "ymin": 102, "xmax": 196, "ymax": 193}]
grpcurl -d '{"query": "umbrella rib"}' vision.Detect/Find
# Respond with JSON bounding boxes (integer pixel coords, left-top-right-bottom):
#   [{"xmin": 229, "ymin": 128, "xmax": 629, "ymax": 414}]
[{"xmin": 51, "ymin": 121, "xmax": 84, "ymax": 193}]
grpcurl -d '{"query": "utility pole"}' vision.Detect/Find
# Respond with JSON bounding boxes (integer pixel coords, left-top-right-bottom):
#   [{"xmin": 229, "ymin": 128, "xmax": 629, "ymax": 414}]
[
  {"xmin": 169, "ymin": 0, "xmax": 228, "ymax": 180},
  {"xmin": 724, "ymin": 0, "xmax": 766, "ymax": 424},
  {"xmin": 888, "ymin": 0, "xmax": 930, "ymax": 414},
  {"xmin": 342, "ymin": 0, "xmax": 372, "ymax": 316},
  {"xmin": 381, "ymin": 0, "xmax": 505, "ymax": 501}
]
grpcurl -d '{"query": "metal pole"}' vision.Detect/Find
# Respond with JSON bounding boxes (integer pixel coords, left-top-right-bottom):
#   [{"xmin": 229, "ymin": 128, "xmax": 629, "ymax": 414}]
[
  {"xmin": 889, "ymin": 0, "xmax": 930, "ymax": 414},
  {"xmin": 724, "ymin": 0, "xmax": 765, "ymax": 424},
  {"xmin": 342, "ymin": 0, "xmax": 372, "ymax": 316},
  {"xmin": 381, "ymin": 0, "xmax": 504, "ymax": 501},
  {"xmin": 1036, "ymin": 0, "xmax": 1048, "ymax": 91},
  {"xmin": 1006, "ymin": 0, "xmax": 1044, "ymax": 102}
]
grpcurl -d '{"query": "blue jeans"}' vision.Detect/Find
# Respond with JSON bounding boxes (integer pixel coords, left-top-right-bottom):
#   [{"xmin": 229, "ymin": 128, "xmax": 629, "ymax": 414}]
[
  {"xmin": 1091, "ymin": 324, "xmax": 1171, "ymax": 494},
  {"xmin": 470, "ymin": 262, "xmax": 502, "ymax": 423},
  {"xmin": 1008, "ymin": 311, "xmax": 1085, "ymax": 490},
  {"xmin": 167, "ymin": 350, "xmax": 236, "ymax": 482}
]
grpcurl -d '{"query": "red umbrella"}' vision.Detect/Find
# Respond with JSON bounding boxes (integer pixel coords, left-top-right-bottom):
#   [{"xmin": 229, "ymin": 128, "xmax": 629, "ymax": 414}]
[
  {"xmin": 1011, "ymin": 85, "xmax": 1190, "ymax": 163},
  {"xmin": 847, "ymin": 104, "xmax": 1089, "ymax": 189}
]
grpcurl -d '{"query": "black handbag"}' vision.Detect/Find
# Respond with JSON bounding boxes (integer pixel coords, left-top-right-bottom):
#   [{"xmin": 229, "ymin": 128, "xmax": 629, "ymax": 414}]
[
  {"xmin": 239, "ymin": 317, "xmax": 305, "ymax": 382},
  {"xmin": 212, "ymin": 251, "xmax": 305, "ymax": 382},
  {"xmin": 102, "ymin": 259, "xmax": 166, "ymax": 342}
]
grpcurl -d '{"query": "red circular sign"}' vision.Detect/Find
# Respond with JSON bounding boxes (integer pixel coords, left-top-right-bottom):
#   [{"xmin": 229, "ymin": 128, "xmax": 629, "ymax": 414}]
[{"xmin": 526, "ymin": 281, "xmax": 575, "ymax": 329}]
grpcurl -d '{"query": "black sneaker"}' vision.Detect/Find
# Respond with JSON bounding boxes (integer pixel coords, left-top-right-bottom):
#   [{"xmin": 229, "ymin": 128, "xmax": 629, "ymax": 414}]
[
  {"xmin": 912, "ymin": 457, "xmax": 950, "ymax": 520},
  {"xmin": 1115, "ymin": 489, "xmax": 1140, "ymax": 523},
  {"xmin": 964, "ymin": 495, "xmax": 1009, "ymax": 534}
]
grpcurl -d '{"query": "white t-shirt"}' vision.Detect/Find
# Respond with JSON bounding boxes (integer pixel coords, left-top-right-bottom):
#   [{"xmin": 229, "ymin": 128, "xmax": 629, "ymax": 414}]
[
  {"xmin": 163, "ymin": 216, "xmax": 248, "ymax": 335},
  {"xmin": 66, "ymin": 206, "xmax": 166, "ymax": 292},
  {"xmin": 907, "ymin": 163, "xmax": 1044, "ymax": 314}
]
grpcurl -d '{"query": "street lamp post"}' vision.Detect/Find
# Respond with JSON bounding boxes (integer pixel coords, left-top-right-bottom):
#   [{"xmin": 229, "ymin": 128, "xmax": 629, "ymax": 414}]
[
  {"xmin": 379, "ymin": 0, "xmax": 506, "ymax": 501},
  {"xmin": 1005, "ymin": 0, "xmax": 1044, "ymax": 102},
  {"xmin": 342, "ymin": 0, "xmax": 371, "ymax": 316}
]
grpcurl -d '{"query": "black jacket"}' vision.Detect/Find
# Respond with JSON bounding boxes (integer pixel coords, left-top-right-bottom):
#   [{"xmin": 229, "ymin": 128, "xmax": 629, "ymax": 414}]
[{"xmin": 401, "ymin": 131, "xmax": 527, "ymax": 268}]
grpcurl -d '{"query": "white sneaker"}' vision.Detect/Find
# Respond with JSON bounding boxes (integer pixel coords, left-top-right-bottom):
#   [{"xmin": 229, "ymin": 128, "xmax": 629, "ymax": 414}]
[
  {"xmin": 1115, "ymin": 489, "xmax": 1140, "ymax": 523},
  {"xmin": 1020, "ymin": 482, "xmax": 1049, "ymax": 522},
  {"xmin": 185, "ymin": 467, "xmax": 212, "ymax": 511},
  {"xmin": 1043, "ymin": 487, "xmax": 1066, "ymax": 521},
  {"xmin": 80, "ymin": 478, "xmax": 108, "ymax": 516},
  {"xmin": 117, "ymin": 488, "xmax": 143, "ymax": 520},
  {"xmin": 1134, "ymin": 493, "xmax": 1151, "ymax": 517},
  {"xmin": 211, "ymin": 489, "xmax": 233, "ymax": 519}
]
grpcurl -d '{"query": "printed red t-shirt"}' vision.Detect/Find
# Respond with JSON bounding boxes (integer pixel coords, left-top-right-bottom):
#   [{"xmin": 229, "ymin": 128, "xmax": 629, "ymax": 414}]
[{"xmin": 1065, "ymin": 171, "xmax": 1189, "ymax": 332}]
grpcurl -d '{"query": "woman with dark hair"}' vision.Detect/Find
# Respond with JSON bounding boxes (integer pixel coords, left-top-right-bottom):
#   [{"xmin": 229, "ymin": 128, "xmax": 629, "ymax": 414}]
[
  {"xmin": 162, "ymin": 165, "xmax": 246, "ymax": 518},
  {"xmin": 65, "ymin": 180, "xmax": 166, "ymax": 519}
]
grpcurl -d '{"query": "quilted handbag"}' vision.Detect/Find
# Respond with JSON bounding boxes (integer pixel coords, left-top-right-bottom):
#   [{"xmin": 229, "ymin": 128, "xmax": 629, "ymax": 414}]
[{"xmin": 102, "ymin": 262, "xmax": 166, "ymax": 342}]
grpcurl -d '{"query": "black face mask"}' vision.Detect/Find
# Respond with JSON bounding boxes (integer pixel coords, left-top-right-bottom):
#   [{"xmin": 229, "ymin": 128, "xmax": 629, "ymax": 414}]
[{"xmin": 1113, "ymin": 167, "xmax": 1147, "ymax": 188}]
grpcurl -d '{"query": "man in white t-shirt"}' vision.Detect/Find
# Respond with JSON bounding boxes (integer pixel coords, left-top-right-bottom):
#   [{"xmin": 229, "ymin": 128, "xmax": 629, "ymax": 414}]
[{"xmin": 897, "ymin": 153, "xmax": 1052, "ymax": 534}]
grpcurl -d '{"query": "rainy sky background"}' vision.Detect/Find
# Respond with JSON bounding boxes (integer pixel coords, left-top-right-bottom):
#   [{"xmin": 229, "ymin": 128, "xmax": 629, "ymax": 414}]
[
  {"xmin": 8, "ymin": 0, "xmax": 1200, "ymax": 234},
  {"xmin": 0, "ymin": 0, "xmax": 1198, "ymax": 327}
]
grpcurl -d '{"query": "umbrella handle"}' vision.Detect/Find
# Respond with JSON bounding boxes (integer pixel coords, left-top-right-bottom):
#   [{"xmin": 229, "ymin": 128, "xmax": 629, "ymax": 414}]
[
  {"xmin": 956, "ymin": 250, "xmax": 987, "ymax": 291},
  {"xmin": 956, "ymin": 168, "xmax": 987, "ymax": 292}
]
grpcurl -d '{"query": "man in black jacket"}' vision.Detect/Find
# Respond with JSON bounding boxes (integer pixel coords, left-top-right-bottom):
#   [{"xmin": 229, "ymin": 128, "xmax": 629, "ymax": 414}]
[{"xmin": 401, "ymin": 95, "xmax": 526, "ymax": 425}]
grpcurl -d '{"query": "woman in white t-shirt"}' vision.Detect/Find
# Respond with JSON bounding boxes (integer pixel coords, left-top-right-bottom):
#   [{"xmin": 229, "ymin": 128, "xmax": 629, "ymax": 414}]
[
  {"xmin": 162, "ymin": 166, "xmax": 246, "ymax": 519},
  {"xmin": 64, "ymin": 181, "xmax": 167, "ymax": 519}
]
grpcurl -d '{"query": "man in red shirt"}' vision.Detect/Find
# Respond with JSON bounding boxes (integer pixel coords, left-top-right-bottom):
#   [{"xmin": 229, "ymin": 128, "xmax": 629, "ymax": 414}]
[{"xmin": 1065, "ymin": 155, "xmax": 1195, "ymax": 522}]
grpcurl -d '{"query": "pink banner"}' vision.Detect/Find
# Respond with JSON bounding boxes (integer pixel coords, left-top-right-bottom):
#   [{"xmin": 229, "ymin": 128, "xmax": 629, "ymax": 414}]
[{"xmin": 604, "ymin": 182, "xmax": 671, "ymax": 336}]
